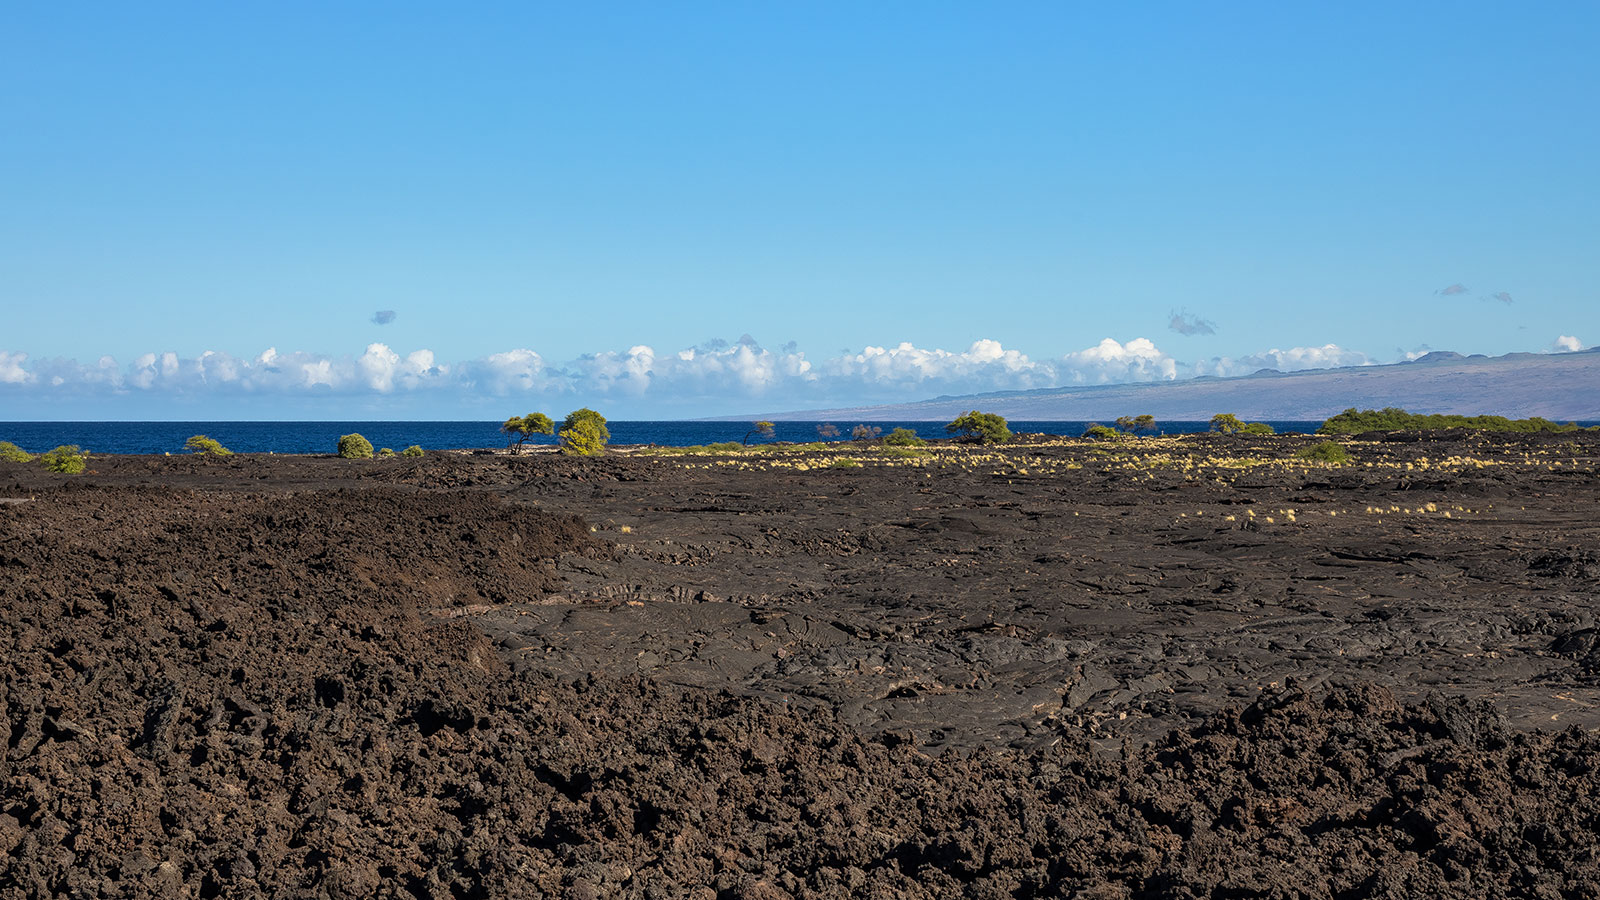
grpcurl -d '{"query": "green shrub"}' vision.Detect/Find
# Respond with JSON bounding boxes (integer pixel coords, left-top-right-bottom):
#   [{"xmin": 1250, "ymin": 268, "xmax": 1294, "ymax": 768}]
[
  {"xmin": 1114, "ymin": 414, "xmax": 1156, "ymax": 434},
  {"xmin": 1318, "ymin": 407, "xmax": 1584, "ymax": 434},
  {"xmin": 400, "ymin": 445, "xmax": 425, "ymax": 458},
  {"xmin": 378, "ymin": 447, "xmax": 395, "ymax": 458},
  {"xmin": 40, "ymin": 445, "xmax": 87, "ymax": 474},
  {"xmin": 1083, "ymin": 424, "xmax": 1121, "ymax": 440},
  {"xmin": 946, "ymin": 410, "xmax": 1011, "ymax": 444},
  {"xmin": 1209, "ymin": 413, "xmax": 1246, "ymax": 434},
  {"xmin": 559, "ymin": 408, "xmax": 610, "ymax": 455},
  {"xmin": 1212, "ymin": 413, "xmax": 1275, "ymax": 436},
  {"xmin": 829, "ymin": 457, "xmax": 860, "ymax": 469},
  {"xmin": 0, "ymin": 441, "xmax": 33, "ymax": 463},
  {"xmin": 337, "ymin": 433, "xmax": 374, "ymax": 459},
  {"xmin": 635, "ymin": 441, "xmax": 753, "ymax": 456},
  {"xmin": 881, "ymin": 427, "xmax": 926, "ymax": 447},
  {"xmin": 184, "ymin": 434, "xmax": 233, "ymax": 456},
  {"xmin": 502, "ymin": 412, "xmax": 554, "ymax": 448},
  {"xmin": 1295, "ymin": 441, "xmax": 1350, "ymax": 464},
  {"xmin": 880, "ymin": 447, "xmax": 931, "ymax": 459},
  {"xmin": 559, "ymin": 410, "xmax": 609, "ymax": 456}
]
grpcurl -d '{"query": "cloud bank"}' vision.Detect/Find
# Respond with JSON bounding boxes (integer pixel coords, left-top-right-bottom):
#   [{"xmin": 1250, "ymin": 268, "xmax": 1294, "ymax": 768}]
[{"xmin": 0, "ymin": 336, "xmax": 1381, "ymax": 415}]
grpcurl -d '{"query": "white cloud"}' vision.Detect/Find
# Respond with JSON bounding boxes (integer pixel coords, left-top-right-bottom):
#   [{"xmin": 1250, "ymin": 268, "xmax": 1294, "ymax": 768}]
[
  {"xmin": 1553, "ymin": 335, "xmax": 1584, "ymax": 352},
  {"xmin": 824, "ymin": 340, "xmax": 1042, "ymax": 387},
  {"xmin": 469, "ymin": 348, "xmax": 553, "ymax": 394},
  {"xmin": 0, "ymin": 351, "xmax": 33, "ymax": 384},
  {"xmin": 1251, "ymin": 343, "xmax": 1372, "ymax": 371},
  {"xmin": 1060, "ymin": 337, "xmax": 1178, "ymax": 383},
  {"xmin": 1195, "ymin": 343, "xmax": 1372, "ymax": 377},
  {"xmin": 0, "ymin": 335, "xmax": 1392, "ymax": 412},
  {"xmin": 816, "ymin": 337, "xmax": 1161, "ymax": 396},
  {"xmin": 356, "ymin": 342, "xmax": 441, "ymax": 392}
]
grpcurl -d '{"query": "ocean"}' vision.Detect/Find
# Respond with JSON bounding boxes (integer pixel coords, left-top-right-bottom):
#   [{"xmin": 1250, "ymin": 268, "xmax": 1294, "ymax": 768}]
[{"xmin": 0, "ymin": 420, "xmax": 1330, "ymax": 456}]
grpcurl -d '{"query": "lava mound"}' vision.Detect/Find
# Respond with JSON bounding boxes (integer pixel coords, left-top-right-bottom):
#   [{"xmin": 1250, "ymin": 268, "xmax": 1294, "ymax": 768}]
[{"xmin": 0, "ymin": 487, "xmax": 598, "ymax": 897}]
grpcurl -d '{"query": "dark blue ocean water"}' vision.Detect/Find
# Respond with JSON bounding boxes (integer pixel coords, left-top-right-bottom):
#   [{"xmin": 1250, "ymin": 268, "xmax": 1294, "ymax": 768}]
[{"xmin": 0, "ymin": 420, "xmax": 1329, "ymax": 456}]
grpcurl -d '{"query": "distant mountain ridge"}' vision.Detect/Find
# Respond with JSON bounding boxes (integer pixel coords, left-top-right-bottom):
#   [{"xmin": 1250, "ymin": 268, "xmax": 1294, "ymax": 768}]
[{"xmin": 762, "ymin": 349, "xmax": 1600, "ymax": 422}]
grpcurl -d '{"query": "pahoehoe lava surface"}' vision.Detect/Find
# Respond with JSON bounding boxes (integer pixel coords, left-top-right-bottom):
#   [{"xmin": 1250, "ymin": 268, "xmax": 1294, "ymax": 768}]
[{"xmin": 3, "ymin": 432, "xmax": 1599, "ymax": 898}]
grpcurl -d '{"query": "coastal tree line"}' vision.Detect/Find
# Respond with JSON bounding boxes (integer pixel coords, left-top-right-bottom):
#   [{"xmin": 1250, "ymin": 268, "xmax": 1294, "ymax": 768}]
[{"xmin": 1, "ymin": 407, "xmax": 1591, "ymax": 473}]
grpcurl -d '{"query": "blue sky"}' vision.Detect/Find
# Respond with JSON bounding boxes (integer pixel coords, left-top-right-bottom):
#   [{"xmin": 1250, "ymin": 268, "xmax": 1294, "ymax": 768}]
[{"xmin": 2, "ymin": 2, "xmax": 1596, "ymax": 418}]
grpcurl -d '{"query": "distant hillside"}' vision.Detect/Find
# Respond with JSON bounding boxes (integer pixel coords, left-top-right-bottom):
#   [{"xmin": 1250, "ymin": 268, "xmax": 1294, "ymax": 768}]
[{"xmin": 765, "ymin": 349, "xmax": 1600, "ymax": 422}]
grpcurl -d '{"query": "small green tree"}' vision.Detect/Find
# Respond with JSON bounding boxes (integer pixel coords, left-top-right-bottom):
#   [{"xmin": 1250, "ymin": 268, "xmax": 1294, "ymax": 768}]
[
  {"xmin": 562, "ymin": 408, "xmax": 610, "ymax": 442},
  {"xmin": 0, "ymin": 441, "xmax": 33, "ymax": 463},
  {"xmin": 377, "ymin": 447, "xmax": 395, "ymax": 458},
  {"xmin": 40, "ymin": 445, "xmax": 87, "ymax": 474},
  {"xmin": 1295, "ymin": 441, "xmax": 1350, "ymax": 464},
  {"xmin": 502, "ymin": 413, "xmax": 554, "ymax": 449},
  {"xmin": 1114, "ymin": 414, "xmax": 1157, "ymax": 435},
  {"xmin": 1210, "ymin": 413, "xmax": 1246, "ymax": 434},
  {"xmin": 560, "ymin": 408, "xmax": 610, "ymax": 456},
  {"xmin": 1241, "ymin": 422, "xmax": 1275, "ymax": 435},
  {"xmin": 185, "ymin": 434, "xmax": 233, "ymax": 456},
  {"xmin": 743, "ymin": 421, "xmax": 776, "ymax": 446},
  {"xmin": 400, "ymin": 445, "xmax": 425, "ymax": 458},
  {"xmin": 946, "ymin": 411, "xmax": 1011, "ymax": 444},
  {"xmin": 881, "ymin": 427, "xmax": 926, "ymax": 447},
  {"xmin": 1083, "ymin": 423, "xmax": 1120, "ymax": 440},
  {"xmin": 560, "ymin": 419, "xmax": 608, "ymax": 456},
  {"xmin": 337, "ymin": 433, "xmax": 374, "ymax": 459}
]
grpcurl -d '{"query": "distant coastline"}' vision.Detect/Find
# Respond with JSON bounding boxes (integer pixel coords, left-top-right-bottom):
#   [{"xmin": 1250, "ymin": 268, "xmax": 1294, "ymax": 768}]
[
  {"xmin": 748, "ymin": 348, "xmax": 1600, "ymax": 422},
  {"xmin": 0, "ymin": 420, "xmax": 1334, "ymax": 456}
]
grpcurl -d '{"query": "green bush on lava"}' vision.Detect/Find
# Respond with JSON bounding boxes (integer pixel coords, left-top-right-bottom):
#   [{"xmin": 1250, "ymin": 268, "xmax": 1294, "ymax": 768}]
[
  {"xmin": 1114, "ymin": 414, "xmax": 1156, "ymax": 435},
  {"xmin": 40, "ymin": 445, "xmax": 87, "ymax": 474},
  {"xmin": 946, "ymin": 411, "xmax": 1011, "ymax": 444},
  {"xmin": 881, "ymin": 428, "xmax": 926, "ymax": 447},
  {"xmin": 502, "ymin": 413, "xmax": 554, "ymax": 449},
  {"xmin": 337, "ymin": 433, "xmax": 374, "ymax": 459},
  {"xmin": 185, "ymin": 435, "xmax": 233, "ymax": 456},
  {"xmin": 1318, "ymin": 407, "xmax": 1587, "ymax": 434},
  {"xmin": 1210, "ymin": 413, "xmax": 1274, "ymax": 435},
  {"xmin": 559, "ymin": 409, "xmax": 610, "ymax": 456},
  {"xmin": 1295, "ymin": 441, "xmax": 1351, "ymax": 464}
]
